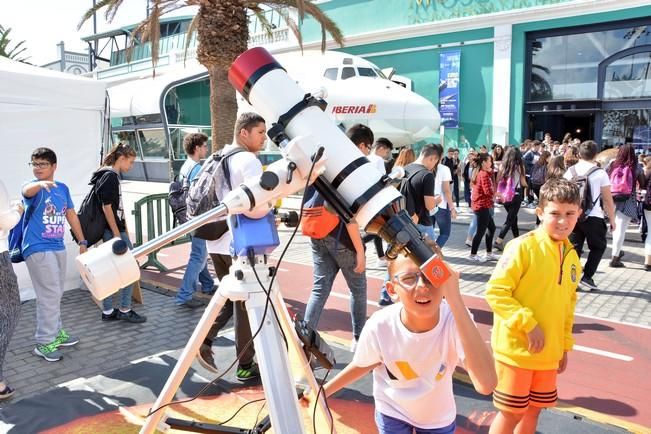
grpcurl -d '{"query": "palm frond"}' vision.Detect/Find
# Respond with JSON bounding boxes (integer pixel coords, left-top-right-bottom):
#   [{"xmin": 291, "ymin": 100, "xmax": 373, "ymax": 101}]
[
  {"xmin": 78, "ymin": 0, "xmax": 119, "ymax": 29},
  {"xmin": 250, "ymin": 6, "xmax": 275, "ymax": 39},
  {"xmin": 276, "ymin": 7, "xmax": 302, "ymax": 54},
  {"xmin": 183, "ymin": 14, "xmax": 199, "ymax": 66}
]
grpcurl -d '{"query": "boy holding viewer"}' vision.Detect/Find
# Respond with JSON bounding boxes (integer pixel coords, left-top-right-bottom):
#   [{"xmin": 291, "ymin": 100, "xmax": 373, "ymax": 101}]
[
  {"xmin": 486, "ymin": 178, "xmax": 582, "ymax": 434},
  {"xmin": 324, "ymin": 254, "xmax": 496, "ymax": 433}
]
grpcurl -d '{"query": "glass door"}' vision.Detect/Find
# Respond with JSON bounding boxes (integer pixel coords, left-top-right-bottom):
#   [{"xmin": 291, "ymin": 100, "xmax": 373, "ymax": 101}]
[{"xmin": 601, "ymin": 108, "xmax": 651, "ymax": 153}]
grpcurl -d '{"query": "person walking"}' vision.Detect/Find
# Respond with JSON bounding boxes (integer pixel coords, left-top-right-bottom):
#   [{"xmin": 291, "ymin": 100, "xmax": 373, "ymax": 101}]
[
  {"xmin": 469, "ymin": 153, "xmax": 499, "ymax": 262},
  {"xmin": 493, "ymin": 148, "xmax": 527, "ymax": 251},
  {"xmin": 607, "ymin": 144, "xmax": 646, "ymax": 268}
]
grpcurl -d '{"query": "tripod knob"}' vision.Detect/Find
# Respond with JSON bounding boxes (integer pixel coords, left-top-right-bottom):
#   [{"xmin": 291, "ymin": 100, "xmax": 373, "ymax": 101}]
[
  {"xmin": 268, "ymin": 266, "xmax": 276, "ymax": 277},
  {"xmin": 259, "ymin": 171, "xmax": 279, "ymax": 191},
  {"xmin": 234, "ymin": 270, "xmax": 244, "ymax": 280}
]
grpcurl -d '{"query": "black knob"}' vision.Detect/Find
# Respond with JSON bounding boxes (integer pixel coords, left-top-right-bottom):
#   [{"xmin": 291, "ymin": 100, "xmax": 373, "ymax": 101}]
[
  {"xmin": 268, "ymin": 266, "xmax": 276, "ymax": 277},
  {"xmin": 260, "ymin": 171, "xmax": 279, "ymax": 191},
  {"xmin": 112, "ymin": 240, "xmax": 129, "ymax": 255},
  {"xmin": 235, "ymin": 270, "xmax": 244, "ymax": 281}
]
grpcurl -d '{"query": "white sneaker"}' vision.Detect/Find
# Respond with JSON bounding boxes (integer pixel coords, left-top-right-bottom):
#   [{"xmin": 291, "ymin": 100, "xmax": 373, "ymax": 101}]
[
  {"xmin": 377, "ymin": 257, "xmax": 388, "ymax": 268},
  {"xmin": 468, "ymin": 254, "xmax": 486, "ymax": 263},
  {"xmin": 350, "ymin": 339, "xmax": 358, "ymax": 353},
  {"xmin": 486, "ymin": 252, "xmax": 501, "ymax": 261}
]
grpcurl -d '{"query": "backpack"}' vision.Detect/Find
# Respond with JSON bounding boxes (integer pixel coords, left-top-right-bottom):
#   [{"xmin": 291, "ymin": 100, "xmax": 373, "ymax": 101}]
[
  {"xmin": 399, "ymin": 167, "xmax": 426, "ymax": 220},
  {"xmin": 7, "ymin": 196, "xmax": 37, "ymax": 263},
  {"xmin": 186, "ymin": 148, "xmax": 244, "ymax": 240},
  {"xmin": 168, "ymin": 161, "xmax": 199, "ymax": 225},
  {"xmin": 496, "ymin": 176, "xmax": 516, "ymax": 204},
  {"xmin": 643, "ymin": 174, "xmax": 651, "ymax": 210},
  {"xmin": 609, "ymin": 165, "xmax": 634, "ymax": 202},
  {"xmin": 531, "ymin": 164, "xmax": 547, "ymax": 186},
  {"xmin": 569, "ymin": 165, "xmax": 601, "ymax": 222},
  {"xmin": 301, "ymin": 190, "xmax": 341, "ymax": 239},
  {"xmin": 73, "ymin": 171, "xmax": 115, "ymax": 247}
]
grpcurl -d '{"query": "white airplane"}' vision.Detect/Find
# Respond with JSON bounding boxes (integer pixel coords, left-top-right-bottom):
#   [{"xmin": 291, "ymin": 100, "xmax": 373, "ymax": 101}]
[{"xmin": 106, "ymin": 50, "xmax": 440, "ymax": 149}]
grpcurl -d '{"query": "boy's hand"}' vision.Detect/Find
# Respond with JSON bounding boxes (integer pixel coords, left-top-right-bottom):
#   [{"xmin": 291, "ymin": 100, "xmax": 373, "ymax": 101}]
[
  {"xmin": 79, "ymin": 245, "xmax": 88, "ymax": 254},
  {"xmin": 558, "ymin": 351, "xmax": 568, "ymax": 373},
  {"xmin": 39, "ymin": 181, "xmax": 57, "ymax": 192},
  {"xmin": 527, "ymin": 325, "xmax": 545, "ymax": 353},
  {"xmin": 354, "ymin": 251, "xmax": 366, "ymax": 274},
  {"xmin": 439, "ymin": 265, "xmax": 461, "ymax": 303}
]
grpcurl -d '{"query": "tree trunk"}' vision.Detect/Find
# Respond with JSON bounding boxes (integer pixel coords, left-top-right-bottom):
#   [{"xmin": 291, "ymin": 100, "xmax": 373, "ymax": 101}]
[{"xmin": 208, "ymin": 66, "xmax": 238, "ymax": 151}]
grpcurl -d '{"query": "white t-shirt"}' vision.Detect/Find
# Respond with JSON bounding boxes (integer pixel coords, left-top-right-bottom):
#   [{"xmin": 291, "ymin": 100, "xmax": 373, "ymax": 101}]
[
  {"xmin": 432, "ymin": 164, "xmax": 452, "ymax": 211},
  {"xmin": 564, "ymin": 160, "xmax": 610, "ymax": 219},
  {"xmin": 352, "ymin": 302, "xmax": 465, "ymax": 429},
  {"xmin": 179, "ymin": 158, "xmax": 201, "ymax": 183},
  {"xmin": 368, "ymin": 153, "xmax": 387, "ymax": 175},
  {"xmin": 206, "ymin": 145, "xmax": 263, "ymax": 255}
]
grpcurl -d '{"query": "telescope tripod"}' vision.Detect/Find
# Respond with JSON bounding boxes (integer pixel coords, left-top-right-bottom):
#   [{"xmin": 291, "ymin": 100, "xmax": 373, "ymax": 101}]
[{"xmin": 139, "ymin": 254, "xmax": 335, "ymax": 434}]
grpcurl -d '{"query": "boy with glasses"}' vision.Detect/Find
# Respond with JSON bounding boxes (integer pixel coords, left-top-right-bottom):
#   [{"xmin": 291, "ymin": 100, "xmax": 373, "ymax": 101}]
[
  {"xmin": 323, "ymin": 254, "xmax": 496, "ymax": 434},
  {"xmin": 22, "ymin": 147, "xmax": 87, "ymax": 361}
]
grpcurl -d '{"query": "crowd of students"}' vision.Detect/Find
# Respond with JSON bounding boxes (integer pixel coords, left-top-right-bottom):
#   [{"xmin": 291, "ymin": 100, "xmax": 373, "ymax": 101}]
[{"xmin": 1, "ymin": 123, "xmax": 650, "ymax": 434}]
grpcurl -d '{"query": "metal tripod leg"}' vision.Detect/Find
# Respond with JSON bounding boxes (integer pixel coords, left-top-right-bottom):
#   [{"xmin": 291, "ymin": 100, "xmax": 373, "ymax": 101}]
[{"xmin": 140, "ymin": 291, "xmax": 229, "ymax": 434}]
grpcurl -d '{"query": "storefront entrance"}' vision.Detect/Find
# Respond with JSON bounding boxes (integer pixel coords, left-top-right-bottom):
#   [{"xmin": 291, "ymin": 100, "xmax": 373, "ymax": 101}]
[{"xmin": 528, "ymin": 112, "xmax": 595, "ymax": 142}]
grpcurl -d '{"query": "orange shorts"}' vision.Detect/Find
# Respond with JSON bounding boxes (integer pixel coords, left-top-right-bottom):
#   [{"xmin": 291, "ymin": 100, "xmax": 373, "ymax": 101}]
[{"xmin": 493, "ymin": 360, "xmax": 558, "ymax": 414}]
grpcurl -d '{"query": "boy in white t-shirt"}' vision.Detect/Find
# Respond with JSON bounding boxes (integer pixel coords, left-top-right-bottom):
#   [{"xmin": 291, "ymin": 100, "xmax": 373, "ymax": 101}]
[
  {"xmin": 430, "ymin": 144, "xmax": 457, "ymax": 248},
  {"xmin": 324, "ymin": 254, "xmax": 496, "ymax": 433}
]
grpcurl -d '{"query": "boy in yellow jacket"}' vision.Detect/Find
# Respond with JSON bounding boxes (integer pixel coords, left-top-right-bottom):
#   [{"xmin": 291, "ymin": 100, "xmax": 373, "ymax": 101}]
[{"xmin": 486, "ymin": 178, "xmax": 582, "ymax": 434}]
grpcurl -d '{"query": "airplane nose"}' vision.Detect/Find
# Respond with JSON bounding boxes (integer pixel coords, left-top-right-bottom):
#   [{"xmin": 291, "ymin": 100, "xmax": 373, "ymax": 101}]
[{"xmin": 403, "ymin": 93, "xmax": 440, "ymax": 141}]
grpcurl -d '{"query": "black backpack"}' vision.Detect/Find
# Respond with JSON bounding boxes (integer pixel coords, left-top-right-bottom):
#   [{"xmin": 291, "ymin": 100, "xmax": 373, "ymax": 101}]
[
  {"xmin": 168, "ymin": 161, "xmax": 199, "ymax": 225},
  {"xmin": 569, "ymin": 165, "xmax": 601, "ymax": 222},
  {"xmin": 398, "ymin": 167, "xmax": 426, "ymax": 220},
  {"xmin": 73, "ymin": 171, "xmax": 116, "ymax": 247}
]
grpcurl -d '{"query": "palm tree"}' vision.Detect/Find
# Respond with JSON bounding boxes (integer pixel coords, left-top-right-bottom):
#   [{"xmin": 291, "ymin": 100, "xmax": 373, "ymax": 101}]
[
  {"xmin": 79, "ymin": 1, "xmax": 344, "ymax": 151},
  {"xmin": 0, "ymin": 25, "xmax": 30, "ymax": 63}
]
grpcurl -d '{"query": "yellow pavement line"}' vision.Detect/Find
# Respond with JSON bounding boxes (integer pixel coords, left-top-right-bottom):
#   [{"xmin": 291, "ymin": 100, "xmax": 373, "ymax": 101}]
[{"xmin": 320, "ymin": 332, "xmax": 648, "ymax": 434}]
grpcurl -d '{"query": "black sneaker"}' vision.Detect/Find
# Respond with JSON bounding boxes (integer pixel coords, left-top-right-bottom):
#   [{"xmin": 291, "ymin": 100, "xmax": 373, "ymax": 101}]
[
  {"xmin": 580, "ymin": 276, "xmax": 599, "ymax": 291},
  {"xmin": 197, "ymin": 344, "xmax": 219, "ymax": 373},
  {"xmin": 378, "ymin": 298, "xmax": 393, "ymax": 306},
  {"xmin": 102, "ymin": 308, "xmax": 120, "ymax": 321},
  {"xmin": 178, "ymin": 299, "xmax": 204, "ymax": 309},
  {"xmin": 117, "ymin": 309, "xmax": 147, "ymax": 323}
]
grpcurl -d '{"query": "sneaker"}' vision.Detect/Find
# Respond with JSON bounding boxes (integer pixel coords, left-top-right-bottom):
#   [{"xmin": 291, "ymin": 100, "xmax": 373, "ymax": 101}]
[
  {"xmin": 55, "ymin": 329, "xmax": 79, "ymax": 347},
  {"xmin": 468, "ymin": 254, "xmax": 486, "ymax": 263},
  {"xmin": 0, "ymin": 385, "xmax": 15, "ymax": 400},
  {"xmin": 34, "ymin": 342, "xmax": 63, "ymax": 362},
  {"xmin": 526, "ymin": 203, "xmax": 537, "ymax": 209},
  {"xmin": 202, "ymin": 285, "xmax": 218, "ymax": 296},
  {"xmin": 378, "ymin": 298, "xmax": 394, "ymax": 307},
  {"xmin": 102, "ymin": 308, "xmax": 120, "ymax": 321},
  {"xmin": 609, "ymin": 257, "xmax": 624, "ymax": 268},
  {"xmin": 486, "ymin": 252, "xmax": 501, "ymax": 261},
  {"xmin": 645, "ymin": 264, "xmax": 651, "ymax": 272},
  {"xmin": 580, "ymin": 276, "xmax": 599, "ymax": 291},
  {"xmin": 377, "ymin": 257, "xmax": 388, "ymax": 268},
  {"xmin": 177, "ymin": 299, "xmax": 204, "ymax": 309},
  {"xmin": 493, "ymin": 241, "xmax": 504, "ymax": 252},
  {"xmin": 236, "ymin": 362, "xmax": 260, "ymax": 382},
  {"xmin": 617, "ymin": 251, "xmax": 625, "ymax": 260},
  {"xmin": 197, "ymin": 344, "xmax": 219, "ymax": 373},
  {"xmin": 117, "ymin": 309, "xmax": 147, "ymax": 323},
  {"xmin": 465, "ymin": 239, "xmax": 473, "ymax": 248}
]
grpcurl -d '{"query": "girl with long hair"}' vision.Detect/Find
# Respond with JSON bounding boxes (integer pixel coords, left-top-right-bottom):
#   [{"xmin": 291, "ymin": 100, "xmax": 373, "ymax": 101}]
[
  {"xmin": 608, "ymin": 143, "xmax": 646, "ymax": 268},
  {"xmin": 394, "ymin": 148, "xmax": 416, "ymax": 168},
  {"xmin": 564, "ymin": 145, "xmax": 579, "ymax": 169},
  {"xmin": 546, "ymin": 155, "xmax": 566, "ymax": 181},
  {"xmin": 494, "ymin": 148, "xmax": 527, "ymax": 250},
  {"xmin": 94, "ymin": 143, "xmax": 147, "ymax": 323},
  {"xmin": 530, "ymin": 150, "xmax": 551, "ymax": 201},
  {"xmin": 469, "ymin": 153, "xmax": 498, "ymax": 262}
]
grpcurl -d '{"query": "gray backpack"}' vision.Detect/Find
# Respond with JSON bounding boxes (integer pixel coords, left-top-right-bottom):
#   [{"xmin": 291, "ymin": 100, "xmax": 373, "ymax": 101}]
[{"xmin": 186, "ymin": 148, "xmax": 244, "ymax": 240}]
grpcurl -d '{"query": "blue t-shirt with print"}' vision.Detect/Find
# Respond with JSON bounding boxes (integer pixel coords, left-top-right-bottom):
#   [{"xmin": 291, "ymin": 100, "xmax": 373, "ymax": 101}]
[{"xmin": 22, "ymin": 181, "xmax": 74, "ymax": 259}]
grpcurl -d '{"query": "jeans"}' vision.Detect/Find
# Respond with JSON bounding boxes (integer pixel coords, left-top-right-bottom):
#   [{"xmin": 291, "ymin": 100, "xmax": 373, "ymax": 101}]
[
  {"xmin": 570, "ymin": 216, "xmax": 607, "ymax": 279},
  {"xmin": 417, "ymin": 223, "xmax": 436, "ymax": 242},
  {"xmin": 305, "ymin": 236, "xmax": 367, "ymax": 339},
  {"xmin": 433, "ymin": 208, "xmax": 452, "ymax": 247},
  {"xmin": 177, "ymin": 236, "xmax": 214, "ymax": 303},
  {"xmin": 471, "ymin": 208, "xmax": 496, "ymax": 255},
  {"xmin": 375, "ymin": 411, "xmax": 456, "ymax": 434},
  {"xmin": 451, "ymin": 176, "xmax": 460, "ymax": 207},
  {"xmin": 102, "ymin": 230, "xmax": 134, "ymax": 311},
  {"xmin": 498, "ymin": 195, "xmax": 521, "ymax": 240},
  {"xmin": 464, "ymin": 178, "xmax": 471, "ymax": 206}
]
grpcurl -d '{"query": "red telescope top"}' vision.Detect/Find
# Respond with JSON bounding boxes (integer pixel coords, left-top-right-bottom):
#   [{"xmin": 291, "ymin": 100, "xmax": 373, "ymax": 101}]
[{"xmin": 228, "ymin": 47, "xmax": 284, "ymax": 103}]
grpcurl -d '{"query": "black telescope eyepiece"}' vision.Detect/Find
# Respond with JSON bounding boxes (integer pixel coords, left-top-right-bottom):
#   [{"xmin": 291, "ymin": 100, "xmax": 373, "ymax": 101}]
[
  {"xmin": 275, "ymin": 210, "xmax": 299, "ymax": 228},
  {"xmin": 112, "ymin": 239, "xmax": 129, "ymax": 255}
]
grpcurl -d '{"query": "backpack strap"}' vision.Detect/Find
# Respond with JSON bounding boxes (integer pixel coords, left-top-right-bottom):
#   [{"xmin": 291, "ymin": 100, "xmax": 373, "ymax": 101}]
[{"xmin": 217, "ymin": 148, "xmax": 246, "ymax": 191}]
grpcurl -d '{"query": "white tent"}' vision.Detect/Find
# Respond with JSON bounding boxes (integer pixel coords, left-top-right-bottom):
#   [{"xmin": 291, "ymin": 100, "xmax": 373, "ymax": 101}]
[{"xmin": 0, "ymin": 57, "xmax": 107, "ymax": 299}]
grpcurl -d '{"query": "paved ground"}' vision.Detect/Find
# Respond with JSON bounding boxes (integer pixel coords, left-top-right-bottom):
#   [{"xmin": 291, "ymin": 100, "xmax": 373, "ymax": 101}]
[{"xmin": 1, "ymin": 199, "xmax": 649, "ymax": 432}]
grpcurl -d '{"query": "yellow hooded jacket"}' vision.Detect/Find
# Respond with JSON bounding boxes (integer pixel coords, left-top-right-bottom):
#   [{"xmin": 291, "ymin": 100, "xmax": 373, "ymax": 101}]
[{"xmin": 486, "ymin": 229, "xmax": 581, "ymax": 370}]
